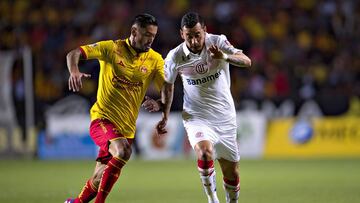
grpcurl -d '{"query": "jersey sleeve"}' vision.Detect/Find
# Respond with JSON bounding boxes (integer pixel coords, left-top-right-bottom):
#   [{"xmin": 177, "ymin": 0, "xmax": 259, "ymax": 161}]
[
  {"xmin": 153, "ymin": 56, "xmax": 166, "ymax": 91},
  {"xmin": 79, "ymin": 40, "xmax": 114, "ymax": 60},
  {"xmin": 164, "ymin": 52, "xmax": 178, "ymax": 84},
  {"xmin": 218, "ymin": 35, "xmax": 242, "ymax": 55}
]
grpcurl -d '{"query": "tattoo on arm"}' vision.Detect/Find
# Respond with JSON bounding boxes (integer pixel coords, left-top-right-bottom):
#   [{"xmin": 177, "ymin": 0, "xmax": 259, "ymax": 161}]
[{"xmin": 226, "ymin": 53, "xmax": 251, "ymax": 67}]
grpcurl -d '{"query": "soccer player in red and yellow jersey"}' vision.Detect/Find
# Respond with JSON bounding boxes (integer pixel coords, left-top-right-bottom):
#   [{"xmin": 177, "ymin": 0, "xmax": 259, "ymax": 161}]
[{"xmin": 64, "ymin": 14, "xmax": 167, "ymax": 203}]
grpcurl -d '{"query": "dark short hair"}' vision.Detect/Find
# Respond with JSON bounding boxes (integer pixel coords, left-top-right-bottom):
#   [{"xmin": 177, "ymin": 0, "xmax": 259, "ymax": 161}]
[
  {"xmin": 181, "ymin": 12, "xmax": 204, "ymax": 29},
  {"xmin": 132, "ymin": 13, "xmax": 158, "ymax": 28}
]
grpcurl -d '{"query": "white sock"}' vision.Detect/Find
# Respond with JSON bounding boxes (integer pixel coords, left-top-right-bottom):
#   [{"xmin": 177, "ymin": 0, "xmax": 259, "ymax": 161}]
[
  {"xmin": 199, "ymin": 170, "xmax": 219, "ymax": 203},
  {"xmin": 224, "ymin": 181, "xmax": 240, "ymax": 203}
]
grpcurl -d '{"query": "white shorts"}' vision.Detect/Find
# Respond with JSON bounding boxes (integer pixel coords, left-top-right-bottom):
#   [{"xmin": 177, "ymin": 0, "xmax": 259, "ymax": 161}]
[{"xmin": 183, "ymin": 120, "xmax": 240, "ymax": 162}]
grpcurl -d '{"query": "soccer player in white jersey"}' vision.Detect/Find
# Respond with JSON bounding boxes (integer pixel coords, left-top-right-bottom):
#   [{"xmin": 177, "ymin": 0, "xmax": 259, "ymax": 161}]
[{"xmin": 143, "ymin": 12, "xmax": 251, "ymax": 203}]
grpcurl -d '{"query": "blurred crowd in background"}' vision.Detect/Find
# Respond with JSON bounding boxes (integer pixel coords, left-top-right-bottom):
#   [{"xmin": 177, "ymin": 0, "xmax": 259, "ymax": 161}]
[{"xmin": 0, "ymin": 0, "xmax": 359, "ymax": 129}]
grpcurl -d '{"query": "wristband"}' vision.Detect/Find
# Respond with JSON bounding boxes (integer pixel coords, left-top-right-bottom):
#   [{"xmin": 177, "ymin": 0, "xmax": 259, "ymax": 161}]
[{"xmin": 223, "ymin": 53, "xmax": 229, "ymax": 61}]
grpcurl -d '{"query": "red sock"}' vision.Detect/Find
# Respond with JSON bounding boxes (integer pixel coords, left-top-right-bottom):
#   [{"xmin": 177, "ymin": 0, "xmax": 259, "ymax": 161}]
[
  {"xmin": 73, "ymin": 180, "xmax": 98, "ymax": 203},
  {"xmin": 224, "ymin": 177, "xmax": 240, "ymax": 190},
  {"xmin": 95, "ymin": 157, "xmax": 126, "ymax": 203},
  {"xmin": 197, "ymin": 159, "xmax": 214, "ymax": 175}
]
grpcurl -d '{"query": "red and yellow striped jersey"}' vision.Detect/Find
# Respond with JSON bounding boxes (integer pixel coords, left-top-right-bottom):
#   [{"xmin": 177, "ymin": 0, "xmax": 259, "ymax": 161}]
[{"xmin": 80, "ymin": 39, "xmax": 165, "ymax": 138}]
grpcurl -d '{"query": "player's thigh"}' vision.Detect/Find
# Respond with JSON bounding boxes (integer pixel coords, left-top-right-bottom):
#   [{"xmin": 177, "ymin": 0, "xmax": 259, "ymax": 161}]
[
  {"xmin": 183, "ymin": 120, "xmax": 217, "ymax": 149},
  {"xmin": 218, "ymin": 158, "xmax": 239, "ymax": 179}
]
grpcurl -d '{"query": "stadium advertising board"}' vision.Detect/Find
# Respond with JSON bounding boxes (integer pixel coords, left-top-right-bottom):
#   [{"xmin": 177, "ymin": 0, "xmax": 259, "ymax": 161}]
[
  {"xmin": 135, "ymin": 112, "xmax": 188, "ymax": 159},
  {"xmin": 265, "ymin": 116, "xmax": 360, "ymax": 158},
  {"xmin": 236, "ymin": 111, "xmax": 266, "ymax": 158},
  {"xmin": 38, "ymin": 110, "xmax": 267, "ymax": 160},
  {"xmin": 38, "ymin": 114, "xmax": 98, "ymax": 159}
]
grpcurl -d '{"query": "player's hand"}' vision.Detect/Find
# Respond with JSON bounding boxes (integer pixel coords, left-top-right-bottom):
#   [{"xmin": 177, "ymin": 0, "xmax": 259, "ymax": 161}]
[
  {"xmin": 68, "ymin": 71, "xmax": 91, "ymax": 92},
  {"xmin": 209, "ymin": 45, "xmax": 227, "ymax": 60},
  {"xmin": 156, "ymin": 117, "xmax": 168, "ymax": 135},
  {"xmin": 142, "ymin": 96, "xmax": 161, "ymax": 112}
]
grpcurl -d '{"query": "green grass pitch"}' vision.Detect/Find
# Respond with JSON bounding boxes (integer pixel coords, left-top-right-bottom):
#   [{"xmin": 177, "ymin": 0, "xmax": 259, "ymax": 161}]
[{"xmin": 0, "ymin": 159, "xmax": 359, "ymax": 203}]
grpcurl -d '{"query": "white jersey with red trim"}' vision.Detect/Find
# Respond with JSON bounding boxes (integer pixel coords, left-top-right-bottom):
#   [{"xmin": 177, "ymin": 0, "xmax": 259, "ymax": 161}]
[{"xmin": 165, "ymin": 33, "xmax": 242, "ymax": 125}]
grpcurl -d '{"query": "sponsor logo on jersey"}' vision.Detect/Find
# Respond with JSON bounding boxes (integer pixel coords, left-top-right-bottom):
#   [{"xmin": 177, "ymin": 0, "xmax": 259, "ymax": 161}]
[
  {"xmin": 186, "ymin": 71, "xmax": 222, "ymax": 85},
  {"xmin": 112, "ymin": 75, "xmax": 143, "ymax": 91},
  {"xmin": 195, "ymin": 62, "xmax": 208, "ymax": 74}
]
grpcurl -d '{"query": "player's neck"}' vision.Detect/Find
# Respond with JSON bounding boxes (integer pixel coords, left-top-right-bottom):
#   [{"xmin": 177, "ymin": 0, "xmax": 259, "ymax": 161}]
[
  {"xmin": 186, "ymin": 45, "xmax": 203, "ymax": 55},
  {"xmin": 129, "ymin": 36, "xmax": 145, "ymax": 54}
]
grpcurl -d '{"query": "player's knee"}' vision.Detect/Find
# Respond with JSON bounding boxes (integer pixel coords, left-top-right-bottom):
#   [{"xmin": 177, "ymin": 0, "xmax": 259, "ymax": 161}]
[
  {"xmin": 110, "ymin": 140, "xmax": 132, "ymax": 160},
  {"xmin": 232, "ymin": 169, "xmax": 239, "ymax": 179},
  {"xmin": 122, "ymin": 145, "xmax": 132, "ymax": 160},
  {"xmin": 114, "ymin": 144, "xmax": 132, "ymax": 161},
  {"xmin": 197, "ymin": 147, "xmax": 213, "ymax": 161}
]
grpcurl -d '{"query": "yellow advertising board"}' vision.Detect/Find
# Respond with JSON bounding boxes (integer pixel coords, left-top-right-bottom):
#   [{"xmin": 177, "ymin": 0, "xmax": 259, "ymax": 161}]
[{"xmin": 264, "ymin": 116, "xmax": 360, "ymax": 158}]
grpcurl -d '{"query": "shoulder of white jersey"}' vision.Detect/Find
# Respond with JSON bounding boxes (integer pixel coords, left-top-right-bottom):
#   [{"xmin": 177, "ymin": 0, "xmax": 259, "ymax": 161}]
[
  {"xmin": 205, "ymin": 33, "xmax": 222, "ymax": 46},
  {"xmin": 205, "ymin": 33, "xmax": 230, "ymax": 47},
  {"xmin": 165, "ymin": 43, "xmax": 184, "ymax": 64},
  {"xmin": 206, "ymin": 33, "xmax": 242, "ymax": 55}
]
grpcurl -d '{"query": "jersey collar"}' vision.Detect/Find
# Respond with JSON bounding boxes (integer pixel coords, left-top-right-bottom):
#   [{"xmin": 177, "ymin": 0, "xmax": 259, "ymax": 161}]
[{"xmin": 182, "ymin": 42, "xmax": 191, "ymax": 57}]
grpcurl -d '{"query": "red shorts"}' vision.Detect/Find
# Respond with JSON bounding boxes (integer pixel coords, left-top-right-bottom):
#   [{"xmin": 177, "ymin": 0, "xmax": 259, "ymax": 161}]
[{"xmin": 90, "ymin": 119, "xmax": 133, "ymax": 164}]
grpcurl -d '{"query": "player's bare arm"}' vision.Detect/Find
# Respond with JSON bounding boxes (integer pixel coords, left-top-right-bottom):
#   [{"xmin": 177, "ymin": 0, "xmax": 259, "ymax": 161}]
[
  {"xmin": 142, "ymin": 82, "xmax": 174, "ymax": 134},
  {"xmin": 209, "ymin": 44, "xmax": 251, "ymax": 68},
  {"xmin": 156, "ymin": 82, "xmax": 174, "ymax": 134},
  {"xmin": 160, "ymin": 82, "xmax": 174, "ymax": 118},
  {"xmin": 66, "ymin": 48, "xmax": 91, "ymax": 92}
]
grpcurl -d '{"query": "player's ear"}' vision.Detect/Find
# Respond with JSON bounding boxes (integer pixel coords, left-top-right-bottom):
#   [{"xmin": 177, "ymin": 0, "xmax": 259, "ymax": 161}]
[
  {"xmin": 203, "ymin": 25, "xmax": 207, "ymax": 33},
  {"xmin": 131, "ymin": 25, "xmax": 137, "ymax": 37},
  {"xmin": 180, "ymin": 28, "xmax": 185, "ymax": 40}
]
